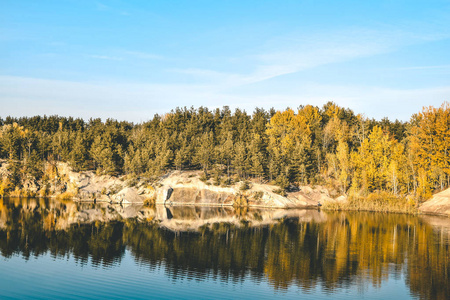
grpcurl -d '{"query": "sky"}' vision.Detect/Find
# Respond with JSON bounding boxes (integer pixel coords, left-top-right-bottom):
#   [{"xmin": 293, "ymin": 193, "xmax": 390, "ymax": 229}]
[{"xmin": 1, "ymin": 0, "xmax": 449, "ymax": 122}]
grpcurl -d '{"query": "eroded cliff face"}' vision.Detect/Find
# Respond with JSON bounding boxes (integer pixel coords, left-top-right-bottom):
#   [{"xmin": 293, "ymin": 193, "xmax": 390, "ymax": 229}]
[
  {"xmin": 49, "ymin": 162, "xmax": 151, "ymax": 204},
  {"xmin": 419, "ymin": 188, "xmax": 450, "ymax": 217},
  {"xmin": 1, "ymin": 161, "xmax": 343, "ymax": 208},
  {"xmin": 154, "ymin": 171, "xmax": 337, "ymax": 208},
  {"xmin": 54, "ymin": 164, "xmax": 341, "ymax": 208}
]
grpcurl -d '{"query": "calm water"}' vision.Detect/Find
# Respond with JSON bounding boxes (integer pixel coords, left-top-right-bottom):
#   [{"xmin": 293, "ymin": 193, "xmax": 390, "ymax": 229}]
[{"xmin": 0, "ymin": 198, "xmax": 449, "ymax": 299}]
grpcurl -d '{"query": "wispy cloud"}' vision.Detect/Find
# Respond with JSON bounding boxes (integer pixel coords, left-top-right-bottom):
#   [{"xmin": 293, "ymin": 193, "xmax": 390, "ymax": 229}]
[
  {"xmin": 247, "ymin": 28, "xmax": 393, "ymax": 82},
  {"xmin": 168, "ymin": 68, "xmax": 241, "ymax": 85},
  {"xmin": 88, "ymin": 55, "xmax": 123, "ymax": 61},
  {"xmin": 86, "ymin": 51, "xmax": 164, "ymax": 62},
  {"xmin": 171, "ymin": 27, "xmax": 449, "ymax": 87},
  {"xmin": 95, "ymin": 2, "xmax": 130, "ymax": 16},
  {"xmin": 95, "ymin": 3, "xmax": 110, "ymax": 11},
  {"xmin": 396, "ymin": 65, "xmax": 450, "ymax": 70},
  {"xmin": 123, "ymin": 51, "xmax": 164, "ymax": 60}
]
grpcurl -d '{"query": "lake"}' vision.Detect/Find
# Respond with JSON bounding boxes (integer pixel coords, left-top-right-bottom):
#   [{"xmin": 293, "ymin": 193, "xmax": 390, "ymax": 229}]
[{"xmin": 0, "ymin": 198, "xmax": 449, "ymax": 299}]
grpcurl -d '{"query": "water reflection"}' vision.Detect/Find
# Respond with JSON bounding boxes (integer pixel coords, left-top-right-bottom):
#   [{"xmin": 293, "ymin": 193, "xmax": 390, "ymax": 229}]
[{"xmin": 0, "ymin": 198, "xmax": 449, "ymax": 299}]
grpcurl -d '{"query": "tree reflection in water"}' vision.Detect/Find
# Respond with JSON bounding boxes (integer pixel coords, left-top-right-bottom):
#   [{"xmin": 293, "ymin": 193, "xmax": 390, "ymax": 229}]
[{"xmin": 0, "ymin": 198, "xmax": 449, "ymax": 299}]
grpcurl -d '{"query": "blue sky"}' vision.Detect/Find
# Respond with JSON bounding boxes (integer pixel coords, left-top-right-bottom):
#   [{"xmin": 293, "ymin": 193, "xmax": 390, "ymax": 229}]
[{"xmin": 1, "ymin": 0, "xmax": 449, "ymax": 122}]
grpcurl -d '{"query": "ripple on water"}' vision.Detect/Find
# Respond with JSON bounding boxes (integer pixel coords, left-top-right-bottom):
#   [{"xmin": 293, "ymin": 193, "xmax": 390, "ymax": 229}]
[{"xmin": 0, "ymin": 204, "xmax": 448, "ymax": 299}]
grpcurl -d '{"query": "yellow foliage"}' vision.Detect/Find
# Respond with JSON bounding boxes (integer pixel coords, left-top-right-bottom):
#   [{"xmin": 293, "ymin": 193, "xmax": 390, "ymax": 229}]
[
  {"xmin": 56, "ymin": 191, "xmax": 75, "ymax": 200},
  {"xmin": 0, "ymin": 178, "xmax": 12, "ymax": 197},
  {"xmin": 39, "ymin": 185, "xmax": 50, "ymax": 197},
  {"xmin": 143, "ymin": 195, "xmax": 156, "ymax": 206},
  {"xmin": 408, "ymin": 102, "xmax": 450, "ymax": 197},
  {"xmin": 233, "ymin": 193, "xmax": 248, "ymax": 207},
  {"xmin": 9, "ymin": 187, "xmax": 23, "ymax": 197},
  {"xmin": 323, "ymin": 191, "xmax": 417, "ymax": 214}
]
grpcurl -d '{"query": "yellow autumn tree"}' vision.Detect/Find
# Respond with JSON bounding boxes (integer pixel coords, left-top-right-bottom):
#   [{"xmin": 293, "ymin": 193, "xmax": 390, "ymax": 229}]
[{"xmin": 408, "ymin": 102, "xmax": 450, "ymax": 198}]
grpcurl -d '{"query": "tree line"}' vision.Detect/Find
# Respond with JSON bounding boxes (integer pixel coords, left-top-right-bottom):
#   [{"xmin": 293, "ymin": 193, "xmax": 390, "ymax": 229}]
[{"xmin": 0, "ymin": 102, "xmax": 448, "ymax": 200}]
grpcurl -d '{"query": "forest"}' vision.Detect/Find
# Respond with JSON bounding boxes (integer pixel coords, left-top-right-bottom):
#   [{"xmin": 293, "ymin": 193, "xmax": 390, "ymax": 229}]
[{"xmin": 0, "ymin": 101, "xmax": 449, "ymax": 202}]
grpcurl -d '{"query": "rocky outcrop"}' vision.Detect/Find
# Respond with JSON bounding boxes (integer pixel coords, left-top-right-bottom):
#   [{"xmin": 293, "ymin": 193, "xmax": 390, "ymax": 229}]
[
  {"xmin": 1, "ymin": 161, "xmax": 343, "ymax": 208},
  {"xmin": 155, "ymin": 172, "xmax": 236, "ymax": 205},
  {"xmin": 287, "ymin": 185, "xmax": 336, "ymax": 206},
  {"xmin": 419, "ymin": 188, "xmax": 450, "ymax": 216},
  {"xmin": 154, "ymin": 171, "xmax": 339, "ymax": 208},
  {"xmin": 54, "ymin": 163, "xmax": 146, "ymax": 203},
  {"xmin": 110, "ymin": 187, "xmax": 144, "ymax": 204}
]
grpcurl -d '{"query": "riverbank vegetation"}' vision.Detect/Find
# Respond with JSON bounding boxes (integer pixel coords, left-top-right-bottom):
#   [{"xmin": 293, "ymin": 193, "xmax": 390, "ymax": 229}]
[
  {"xmin": 0, "ymin": 102, "xmax": 449, "ymax": 208},
  {"xmin": 322, "ymin": 191, "xmax": 418, "ymax": 214}
]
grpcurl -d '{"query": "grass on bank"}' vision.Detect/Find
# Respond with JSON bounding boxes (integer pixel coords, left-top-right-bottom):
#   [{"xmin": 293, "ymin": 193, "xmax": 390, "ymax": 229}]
[{"xmin": 322, "ymin": 191, "xmax": 419, "ymax": 214}]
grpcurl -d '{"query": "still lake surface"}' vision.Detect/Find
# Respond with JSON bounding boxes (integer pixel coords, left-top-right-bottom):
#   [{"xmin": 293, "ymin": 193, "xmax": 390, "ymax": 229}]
[{"xmin": 0, "ymin": 198, "xmax": 449, "ymax": 299}]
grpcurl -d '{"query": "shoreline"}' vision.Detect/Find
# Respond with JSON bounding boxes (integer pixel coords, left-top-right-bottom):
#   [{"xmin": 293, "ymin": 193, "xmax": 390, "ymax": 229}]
[
  {"xmin": 3, "ymin": 194, "xmax": 448, "ymax": 218},
  {"xmin": 1, "ymin": 163, "xmax": 448, "ymax": 217}
]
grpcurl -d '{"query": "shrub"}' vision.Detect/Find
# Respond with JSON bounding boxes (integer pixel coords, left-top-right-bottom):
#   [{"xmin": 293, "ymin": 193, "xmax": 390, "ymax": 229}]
[
  {"xmin": 273, "ymin": 188, "xmax": 287, "ymax": 197},
  {"xmin": 109, "ymin": 184, "xmax": 122, "ymax": 194},
  {"xmin": 56, "ymin": 191, "xmax": 75, "ymax": 200},
  {"xmin": 240, "ymin": 180, "xmax": 251, "ymax": 191},
  {"xmin": 9, "ymin": 186, "xmax": 22, "ymax": 197},
  {"xmin": 275, "ymin": 175, "xmax": 289, "ymax": 190},
  {"xmin": 144, "ymin": 195, "xmax": 156, "ymax": 206},
  {"xmin": 127, "ymin": 177, "xmax": 139, "ymax": 187},
  {"xmin": 199, "ymin": 172, "xmax": 209, "ymax": 182},
  {"xmin": 234, "ymin": 193, "xmax": 248, "ymax": 207},
  {"xmin": 220, "ymin": 177, "xmax": 233, "ymax": 187},
  {"xmin": 253, "ymin": 191, "xmax": 264, "ymax": 200},
  {"xmin": 0, "ymin": 178, "xmax": 12, "ymax": 197},
  {"xmin": 39, "ymin": 183, "xmax": 50, "ymax": 197},
  {"xmin": 212, "ymin": 173, "xmax": 220, "ymax": 186},
  {"xmin": 322, "ymin": 191, "xmax": 417, "ymax": 214}
]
